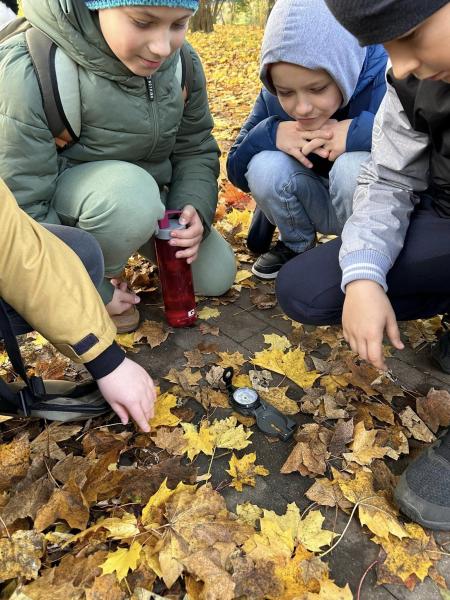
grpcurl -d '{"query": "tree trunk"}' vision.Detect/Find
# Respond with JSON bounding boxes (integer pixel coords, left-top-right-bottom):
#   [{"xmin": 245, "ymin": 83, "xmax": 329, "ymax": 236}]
[{"xmin": 190, "ymin": 0, "xmax": 214, "ymax": 33}]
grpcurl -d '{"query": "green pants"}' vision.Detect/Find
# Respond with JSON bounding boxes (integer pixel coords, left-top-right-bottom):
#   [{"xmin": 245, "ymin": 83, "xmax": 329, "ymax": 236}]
[{"xmin": 52, "ymin": 160, "xmax": 236, "ymax": 303}]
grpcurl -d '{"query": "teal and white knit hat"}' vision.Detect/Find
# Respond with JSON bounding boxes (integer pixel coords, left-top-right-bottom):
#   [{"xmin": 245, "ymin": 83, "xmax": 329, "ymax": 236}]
[{"xmin": 85, "ymin": 0, "xmax": 198, "ymax": 11}]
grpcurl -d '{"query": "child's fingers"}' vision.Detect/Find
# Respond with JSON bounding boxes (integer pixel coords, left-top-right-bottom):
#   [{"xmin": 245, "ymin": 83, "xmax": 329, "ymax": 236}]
[
  {"xmin": 175, "ymin": 245, "xmax": 200, "ymax": 260},
  {"xmin": 170, "ymin": 234, "xmax": 202, "ymax": 249},
  {"xmin": 302, "ymin": 137, "xmax": 329, "ymax": 156},
  {"xmin": 312, "ymin": 147, "xmax": 329, "ymax": 159},
  {"xmin": 179, "ymin": 205, "xmax": 196, "ymax": 225},
  {"xmin": 127, "ymin": 402, "xmax": 151, "ymax": 433},
  {"xmin": 290, "ymin": 149, "xmax": 313, "ymax": 168}
]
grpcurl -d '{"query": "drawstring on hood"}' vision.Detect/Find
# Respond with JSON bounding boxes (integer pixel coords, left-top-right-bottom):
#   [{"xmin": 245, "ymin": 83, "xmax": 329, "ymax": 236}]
[{"xmin": 260, "ymin": 0, "xmax": 366, "ymax": 107}]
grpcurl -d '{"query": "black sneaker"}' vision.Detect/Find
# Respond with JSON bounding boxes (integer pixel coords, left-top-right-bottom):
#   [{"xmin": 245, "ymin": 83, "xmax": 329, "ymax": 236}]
[
  {"xmin": 251, "ymin": 241, "xmax": 298, "ymax": 279},
  {"xmin": 431, "ymin": 328, "xmax": 450, "ymax": 374},
  {"xmin": 394, "ymin": 429, "xmax": 450, "ymax": 530}
]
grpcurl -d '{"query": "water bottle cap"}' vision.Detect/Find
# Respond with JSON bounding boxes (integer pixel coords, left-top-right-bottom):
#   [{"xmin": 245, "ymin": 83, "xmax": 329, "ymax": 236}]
[{"xmin": 156, "ymin": 210, "xmax": 186, "ymax": 240}]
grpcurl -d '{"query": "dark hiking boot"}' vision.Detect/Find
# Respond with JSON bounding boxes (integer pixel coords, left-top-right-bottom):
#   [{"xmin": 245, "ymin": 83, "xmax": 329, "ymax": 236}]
[
  {"xmin": 394, "ymin": 429, "xmax": 450, "ymax": 530},
  {"xmin": 251, "ymin": 241, "xmax": 299, "ymax": 279},
  {"xmin": 431, "ymin": 325, "xmax": 450, "ymax": 374}
]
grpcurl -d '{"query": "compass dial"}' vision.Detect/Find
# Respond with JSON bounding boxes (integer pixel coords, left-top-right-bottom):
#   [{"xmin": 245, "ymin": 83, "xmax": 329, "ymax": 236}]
[{"xmin": 233, "ymin": 387, "xmax": 259, "ymax": 407}]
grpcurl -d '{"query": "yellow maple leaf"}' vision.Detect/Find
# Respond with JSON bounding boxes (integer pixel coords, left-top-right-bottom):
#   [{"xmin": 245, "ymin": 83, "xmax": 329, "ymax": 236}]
[
  {"xmin": 244, "ymin": 503, "xmax": 301, "ymax": 561},
  {"xmin": 313, "ymin": 579, "xmax": 353, "ymax": 599},
  {"xmin": 100, "ymin": 540, "xmax": 142, "ymax": 582},
  {"xmin": 149, "ymin": 392, "xmax": 180, "ymax": 429},
  {"xmin": 263, "ymin": 333, "xmax": 291, "ymax": 352},
  {"xmin": 209, "ymin": 415, "xmax": 253, "ymax": 450},
  {"xmin": 342, "ymin": 421, "xmax": 389, "ymax": 466},
  {"xmin": 198, "ymin": 307, "xmax": 220, "ymax": 320},
  {"xmin": 142, "ymin": 478, "xmax": 196, "ymax": 529},
  {"xmin": 297, "ymin": 510, "xmax": 337, "ymax": 553},
  {"xmin": 372, "ymin": 523, "xmax": 435, "ymax": 585},
  {"xmin": 63, "ymin": 513, "xmax": 139, "ymax": 547},
  {"xmin": 320, "ymin": 374, "xmax": 350, "ymax": 394},
  {"xmin": 115, "ymin": 333, "xmax": 136, "ymax": 349},
  {"xmin": 182, "ymin": 420, "xmax": 215, "ymax": 460},
  {"xmin": 259, "ymin": 386, "xmax": 299, "ymax": 415},
  {"xmin": 217, "ymin": 351, "xmax": 247, "ymax": 370},
  {"xmin": 226, "ymin": 452, "xmax": 269, "ymax": 491},
  {"xmin": 235, "ymin": 269, "xmax": 253, "ymax": 284},
  {"xmin": 253, "ymin": 347, "xmax": 320, "ymax": 390},
  {"xmin": 235, "ymin": 502, "xmax": 263, "ymax": 527},
  {"xmin": 224, "ymin": 208, "xmax": 253, "ymax": 237},
  {"xmin": 337, "ymin": 469, "xmax": 408, "ymax": 540}
]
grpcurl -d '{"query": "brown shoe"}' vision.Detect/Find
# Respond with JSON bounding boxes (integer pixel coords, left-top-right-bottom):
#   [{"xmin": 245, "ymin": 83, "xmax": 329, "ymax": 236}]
[{"xmin": 112, "ymin": 306, "xmax": 140, "ymax": 334}]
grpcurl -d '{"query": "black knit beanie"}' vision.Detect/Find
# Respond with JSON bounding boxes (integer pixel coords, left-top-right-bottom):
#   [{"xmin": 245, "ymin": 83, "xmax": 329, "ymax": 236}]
[
  {"xmin": 2, "ymin": 0, "xmax": 18, "ymax": 14},
  {"xmin": 324, "ymin": 0, "xmax": 449, "ymax": 46}
]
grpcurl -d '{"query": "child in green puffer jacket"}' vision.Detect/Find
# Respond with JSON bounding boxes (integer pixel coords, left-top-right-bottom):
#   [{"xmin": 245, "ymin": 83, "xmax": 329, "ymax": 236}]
[{"xmin": 0, "ymin": 0, "xmax": 236, "ymax": 332}]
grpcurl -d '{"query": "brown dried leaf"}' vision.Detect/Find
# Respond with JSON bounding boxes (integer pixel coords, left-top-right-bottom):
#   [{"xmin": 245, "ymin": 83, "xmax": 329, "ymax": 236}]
[
  {"xmin": 0, "ymin": 530, "xmax": 44, "ymax": 582},
  {"xmin": 184, "ymin": 349, "xmax": 211, "ymax": 368},
  {"xmin": 34, "ymin": 476, "xmax": 89, "ymax": 531},
  {"xmin": 164, "ymin": 368, "xmax": 202, "ymax": 390},
  {"xmin": 31, "ymin": 423, "xmax": 82, "ymax": 461},
  {"xmin": 134, "ymin": 319, "xmax": 170, "ymax": 348},
  {"xmin": 151, "ymin": 427, "xmax": 187, "ymax": 456},
  {"xmin": 0, "ymin": 436, "xmax": 30, "ymax": 492},
  {"xmin": 281, "ymin": 424, "xmax": 331, "ymax": 477},
  {"xmin": 328, "ymin": 419, "xmax": 354, "ymax": 457},
  {"xmin": 399, "ymin": 406, "xmax": 436, "ymax": 442},
  {"xmin": 305, "ymin": 477, "xmax": 352, "ymax": 511},
  {"xmin": 250, "ymin": 289, "xmax": 277, "ymax": 310},
  {"xmin": 416, "ymin": 388, "xmax": 450, "ymax": 433},
  {"xmin": 199, "ymin": 323, "xmax": 220, "ymax": 336},
  {"xmin": 82, "ymin": 429, "xmax": 131, "ymax": 457}
]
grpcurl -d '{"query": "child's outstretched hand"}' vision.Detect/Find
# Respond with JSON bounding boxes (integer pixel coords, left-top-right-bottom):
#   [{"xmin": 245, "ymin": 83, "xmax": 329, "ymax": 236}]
[
  {"xmin": 276, "ymin": 121, "xmax": 331, "ymax": 168},
  {"xmin": 169, "ymin": 205, "xmax": 203, "ymax": 264},
  {"xmin": 97, "ymin": 357, "xmax": 157, "ymax": 432},
  {"xmin": 343, "ymin": 280, "xmax": 404, "ymax": 371}
]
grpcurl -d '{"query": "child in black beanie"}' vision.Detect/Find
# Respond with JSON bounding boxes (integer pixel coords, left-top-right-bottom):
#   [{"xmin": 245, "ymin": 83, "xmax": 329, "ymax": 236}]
[{"xmin": 276, "ymin": 0, "xmax": 450, "ymax": 532}]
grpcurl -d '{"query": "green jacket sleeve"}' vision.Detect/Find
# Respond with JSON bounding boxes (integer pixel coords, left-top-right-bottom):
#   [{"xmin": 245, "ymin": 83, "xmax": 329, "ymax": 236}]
[
  {"xmin": 0, "ymin": 179, "xmax": 119, "ymax": 366},
  {"xmin": 0, "ymin": 36, "xmax": 60, "ymax": 223},
  {"xmin": 166, "ymin": 44, "xmax": 220, "ymax": 235}
]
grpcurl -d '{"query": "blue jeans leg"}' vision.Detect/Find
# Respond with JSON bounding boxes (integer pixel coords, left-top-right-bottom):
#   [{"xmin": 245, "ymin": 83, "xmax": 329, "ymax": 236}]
[
  {"xmin": 1, "ymin": 225, "xmax": 104, "ymax": 337},
  {"xmin": 328, "ymin": 151, "xmax": 370, "ymax": 228},
  {"xmin": 246, "ymin": 150, "xmax": 341, "ymax": 253}
]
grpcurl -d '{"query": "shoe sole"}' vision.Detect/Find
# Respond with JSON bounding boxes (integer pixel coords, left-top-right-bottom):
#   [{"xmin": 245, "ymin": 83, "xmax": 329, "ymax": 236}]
[
  {"xmin": 394, "ymin": 472, "xmax": 450, "ymax": 531},
  {"xmin": 251, "ymin": 265, "xmax": 279, "ymax": 280}
]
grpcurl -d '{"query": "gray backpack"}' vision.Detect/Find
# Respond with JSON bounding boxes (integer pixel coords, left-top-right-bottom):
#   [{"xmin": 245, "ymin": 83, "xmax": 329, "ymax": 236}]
[{"xmin": 0, "ymin": 17, "xmax": 194, "ymax": 151}]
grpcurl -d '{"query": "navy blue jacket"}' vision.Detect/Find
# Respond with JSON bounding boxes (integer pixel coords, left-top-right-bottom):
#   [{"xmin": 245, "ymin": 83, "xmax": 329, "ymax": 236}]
[{"xmin": 227, "ymin": 45, "xmax": 388, "ymax": 192}]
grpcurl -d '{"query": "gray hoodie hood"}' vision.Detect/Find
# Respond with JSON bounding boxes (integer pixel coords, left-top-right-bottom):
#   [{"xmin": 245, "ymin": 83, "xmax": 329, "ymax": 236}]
[{"xmin": 260, "ymin": 0, "xmax": 366, "ymax": 106}]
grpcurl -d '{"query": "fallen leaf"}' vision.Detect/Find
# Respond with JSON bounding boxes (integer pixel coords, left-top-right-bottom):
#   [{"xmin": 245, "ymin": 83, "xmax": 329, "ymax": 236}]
[
  {"xmin": 150, "ymin": 392, "xmax": 181, "ymax": 428},
  {"xmin": 199, "ymin": 323, "xmax": 220, "ymax": 336},
  {"xmin": 134, "ymin": 320, "xmax": 170, "ymax": 348},
  {"xmin": 0, "ymin": 436, "xmax": 30, "ymax": 492},
  {"xmin": 281, "ymin": 424, "xmax": 330, "ymax": 477},
  {"xmin": 100, "ymin": 540, "xmax": 142, "ymax": 582},
  {"xmin": 253, "ymin": 346, "xmax": 320, "ymax": 390},
  {"xmin": 399, "ymin": 406, "xmax": 436, "ymax": 442},
  {"xmin": 259, "ymin": 386, "xmax": 299, "ymax": 415},
  {"xmin": 416, "ymin": 388, "xmax": 450, "ymax": 433},
  {"xmin": 226, "ymin": 452, "xmax": 269, "ymax": 491},
  {"xmin": 343, "ymin": 421, "xmax": 389, "ymax": 466},
  {"xmin": 151, "ymin": 426, "xmax": 187, "ymax": 456},
  {"xmin": 198, "ymin": 307, "xmax": 220, "ymax": 320},
  {"xmin": 0, "ymin": 530, "xmax": 44, "ymax": 582},
  {"xmin": 216, "ymin": 351, "xmax": 247, "ymax": 370},
  {"xmin": 297, "ymin": 510, "xmax": 337, "ymax": 552},
  {"xmin": 182, "ymin": 421, "xmax": 215, "ymax": 461},
  {"xmin": 34, "ymin": 477, "xmax": 90, "ymax": 531}
]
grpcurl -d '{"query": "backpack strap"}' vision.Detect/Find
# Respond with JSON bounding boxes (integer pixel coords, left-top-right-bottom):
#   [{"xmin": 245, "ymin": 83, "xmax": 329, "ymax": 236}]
[
  {"xmin": 25, "ymin": 27, "xmax": 79, "ymax": 151},
  {"xmin": 180, "ymin": 43, "xmax": 194, "ymax": 101}
]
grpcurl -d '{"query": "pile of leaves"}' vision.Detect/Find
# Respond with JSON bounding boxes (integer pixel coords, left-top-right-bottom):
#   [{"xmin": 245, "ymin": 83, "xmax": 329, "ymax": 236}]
[{"xmin": 1, "ymin": 22, "xmax": 450, "ymax": 600}]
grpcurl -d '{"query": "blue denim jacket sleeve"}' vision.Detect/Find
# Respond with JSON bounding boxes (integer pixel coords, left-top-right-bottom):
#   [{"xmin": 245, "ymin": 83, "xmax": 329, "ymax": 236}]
[{"xmin": 226, "ymin": 91, "xmax": 280, "ymax": 192}]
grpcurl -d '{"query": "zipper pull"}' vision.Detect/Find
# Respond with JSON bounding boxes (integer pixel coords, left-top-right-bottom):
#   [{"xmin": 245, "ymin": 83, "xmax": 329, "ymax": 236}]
[{"xmin": 145, "ymin": 76, "xmax": 155, "ymax": 101}]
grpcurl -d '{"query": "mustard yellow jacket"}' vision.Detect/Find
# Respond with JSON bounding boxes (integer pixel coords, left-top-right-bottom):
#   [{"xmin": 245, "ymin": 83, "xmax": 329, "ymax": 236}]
[{"xmin": 1, "ymin": 178, "xmax": 120, "ymax": 372}]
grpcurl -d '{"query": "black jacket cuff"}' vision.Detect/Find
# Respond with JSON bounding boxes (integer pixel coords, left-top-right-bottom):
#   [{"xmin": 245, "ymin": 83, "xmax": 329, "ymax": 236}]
[{"xmin": 84, "ymin": 341, "xmax": 125, "ymax": 380}]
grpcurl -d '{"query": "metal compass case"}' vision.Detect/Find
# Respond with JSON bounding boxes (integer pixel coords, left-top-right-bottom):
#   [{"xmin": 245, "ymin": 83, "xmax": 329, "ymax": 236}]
[{"xmin": 222, "ymin": 367, "xmax": 296, "ymax": 441}]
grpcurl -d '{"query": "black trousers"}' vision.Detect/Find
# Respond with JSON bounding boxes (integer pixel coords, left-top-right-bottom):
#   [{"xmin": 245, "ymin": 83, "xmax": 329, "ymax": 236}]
[
  {"xmin": 2, "ymin": 225, "xmax": 104, "ymax": 336},
  {"xmin": 276, "ymin": 196, "xmax": 450, "ymax": 325}
]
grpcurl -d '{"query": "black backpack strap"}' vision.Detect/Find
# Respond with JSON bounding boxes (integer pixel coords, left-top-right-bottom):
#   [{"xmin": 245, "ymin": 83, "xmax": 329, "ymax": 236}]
[
  {"xmin": 25, "ymin": 28, "xmax": 77, "ymax": 150},
  {"xmin": 0, "ymin": 301, "xmax": 45, "ymax": 415},
  {"xmin": 180, "ymin": 43, "xmax": 194, "ymax": 100}
]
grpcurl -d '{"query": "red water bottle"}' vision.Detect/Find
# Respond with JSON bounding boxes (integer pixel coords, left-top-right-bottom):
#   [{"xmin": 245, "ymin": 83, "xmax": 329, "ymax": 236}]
[{"xmin": 155, "ymin": 210, "xmax": 197, "ymax": 327}]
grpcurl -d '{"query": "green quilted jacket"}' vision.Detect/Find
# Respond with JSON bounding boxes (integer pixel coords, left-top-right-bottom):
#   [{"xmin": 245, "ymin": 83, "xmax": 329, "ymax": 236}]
[{"xmin": 0, "ymin": 0, "xmax": 220, "ymax": 232}]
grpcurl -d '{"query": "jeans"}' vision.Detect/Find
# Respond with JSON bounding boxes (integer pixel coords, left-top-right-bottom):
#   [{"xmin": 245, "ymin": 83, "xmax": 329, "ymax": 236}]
[
  {"xmin": 246, "ymin": 150, "xmax": 370, "ymax": 253},
  {"xmin": 1, "ymin": 225, "xmax": 104, "ymax": 337},
  {"xmin": 276, "ymin": 196, "xmax": 450, "ymax": 325}
]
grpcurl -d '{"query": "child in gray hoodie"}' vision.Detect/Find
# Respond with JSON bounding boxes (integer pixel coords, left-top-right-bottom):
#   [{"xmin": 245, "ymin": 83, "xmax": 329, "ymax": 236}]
[{"xmin": 227, "ymin": 0, "xmax": 387, "ymax": 278}]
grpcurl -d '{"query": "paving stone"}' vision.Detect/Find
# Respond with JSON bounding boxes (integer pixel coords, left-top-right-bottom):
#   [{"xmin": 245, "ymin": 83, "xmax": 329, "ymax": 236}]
[{"xmin": 212, "ymin": 303, "xmax": 269, "ymax": 343}]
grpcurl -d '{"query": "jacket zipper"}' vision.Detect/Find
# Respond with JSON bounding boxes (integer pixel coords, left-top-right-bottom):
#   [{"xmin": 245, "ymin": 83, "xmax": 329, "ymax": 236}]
[
  {"xmin": 144, "ymin": 76, "xmax": 159, "ymax": 157},
  {"xmin": 145, "ymin": 76, "xmax": 155, "ymax": 101}
]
